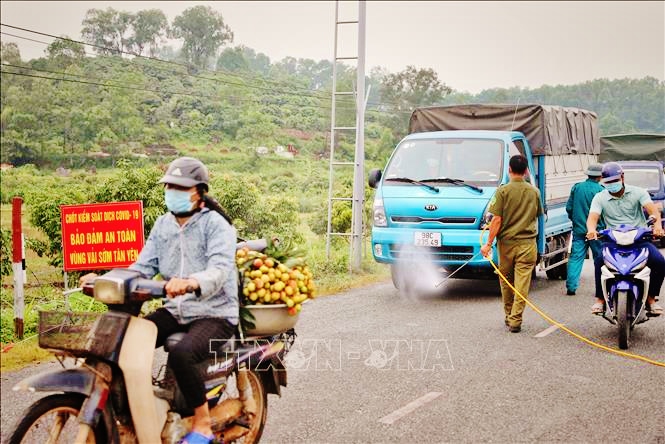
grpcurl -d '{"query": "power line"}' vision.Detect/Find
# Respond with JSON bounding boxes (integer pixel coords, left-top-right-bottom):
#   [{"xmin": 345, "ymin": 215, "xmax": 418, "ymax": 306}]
[
  {"xmin": 0, "ymin": 23, "xmax": 413, "ymax": 112},
  {"xmin": 0, "ymin": 67, "xmax": 359, "ymax": 113},
  {"xmin": 0, "ymin": 23, "xmax": 355, "ymax": 105}
]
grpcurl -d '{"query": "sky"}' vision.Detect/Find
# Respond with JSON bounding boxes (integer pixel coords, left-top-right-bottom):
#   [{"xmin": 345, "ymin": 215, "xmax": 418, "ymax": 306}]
[{"xmin": 1, "ymin": 1, "xmax": 663, "ymax": 94}]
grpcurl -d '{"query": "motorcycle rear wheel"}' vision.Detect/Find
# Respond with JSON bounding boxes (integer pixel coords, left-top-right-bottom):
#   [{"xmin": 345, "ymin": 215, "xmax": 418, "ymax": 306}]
[
  {"xmin": 220, "ymin": 369, "xmax": 268, "ymax": 443},
  {"xmin": 616, "ymin": 290, "xmax": 631, "ymax": 350},
  {"xmin": 8, "ymin": 393, "xmax": 110, "ymax": 444}
]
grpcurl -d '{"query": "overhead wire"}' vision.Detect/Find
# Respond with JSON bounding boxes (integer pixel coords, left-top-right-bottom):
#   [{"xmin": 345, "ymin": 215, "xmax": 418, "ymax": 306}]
[
  {"xmin": 0, "ymin": 23, "xmax": 416, "ymax": 114},
  {"xmin": 1, "ymin": 25, "xmax": 356, "ymax": 104},
  {"xmin": 0, "ymin": 68, "xmax": 354, "ymax": 112}
]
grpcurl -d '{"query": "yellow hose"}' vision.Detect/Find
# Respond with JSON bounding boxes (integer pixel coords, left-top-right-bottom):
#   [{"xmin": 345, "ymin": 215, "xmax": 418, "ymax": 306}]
[{"xmin": 480, "ymin": 229, "xmax": 665, "ymax": 368}]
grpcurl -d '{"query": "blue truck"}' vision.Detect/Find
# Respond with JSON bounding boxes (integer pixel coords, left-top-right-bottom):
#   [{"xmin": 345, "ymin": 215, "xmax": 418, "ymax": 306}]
[{"xmin": 368, "ymin": 104, "xmax": 601, "ymax": 289}]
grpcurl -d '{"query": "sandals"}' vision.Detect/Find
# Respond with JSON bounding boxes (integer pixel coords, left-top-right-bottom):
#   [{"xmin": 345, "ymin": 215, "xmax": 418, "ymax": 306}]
[
  {"xmin": 178, "ymin": 431, "xmax": 216, "ymax": 444},
  {"xmin": 591, "ymin": 301, "xmax": 604, "ymax": 314},
  {"xmin": 647, "ymin": 302, "xmax": 663, "ymax": 316}
]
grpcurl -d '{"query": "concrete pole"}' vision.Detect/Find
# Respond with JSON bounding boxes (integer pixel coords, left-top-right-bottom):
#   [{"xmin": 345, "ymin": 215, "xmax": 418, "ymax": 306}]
[
  {"xmin": 12, "ymin": 197, "xmax": 25, "ymax": 339},
  {"xmin": 350, "ymin": 1, "xmax": 367, "ymax": 271}
]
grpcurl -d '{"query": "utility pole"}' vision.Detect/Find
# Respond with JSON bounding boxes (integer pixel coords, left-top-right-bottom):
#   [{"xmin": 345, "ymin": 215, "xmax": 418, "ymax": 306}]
[
  {"xmin": 326, "ymin": 1, "xmax": 367, "ymax": 272},
  {"xmin": 349, "ymin": 1, "xmax": 366, "ymax": 271}
]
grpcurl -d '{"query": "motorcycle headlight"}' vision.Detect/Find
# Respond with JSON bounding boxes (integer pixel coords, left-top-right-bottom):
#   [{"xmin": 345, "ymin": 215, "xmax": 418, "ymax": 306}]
[
  {"xmin": 612, "ymin": 229, "xmax": 638, "ymax": 246},
  {"xmin": 93, "ymin": 277, "xmax": 126, "ymax": 304},
  {"xmin": 633, "ymin": 259, "xmax": 648, "ymax": 271},
  {"xmin": 373, "ymin": 198, "xmax": 387, "ymax": 227}
]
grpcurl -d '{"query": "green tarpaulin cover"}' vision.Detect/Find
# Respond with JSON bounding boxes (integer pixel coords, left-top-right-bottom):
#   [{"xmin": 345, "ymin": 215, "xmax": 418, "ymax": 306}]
[
  {"xmin": 408, "ymin": 104, "xmax": 600, "ymax": 156},
  {"xmin": 599, "ymin": 134, "xmax": 665, "ymax": 162}
]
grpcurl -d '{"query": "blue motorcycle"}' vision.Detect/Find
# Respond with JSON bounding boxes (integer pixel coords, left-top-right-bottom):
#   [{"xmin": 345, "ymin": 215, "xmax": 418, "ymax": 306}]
[{"xmin": 598, "ymin": 221, "xmax": 656, "ymax": 349}]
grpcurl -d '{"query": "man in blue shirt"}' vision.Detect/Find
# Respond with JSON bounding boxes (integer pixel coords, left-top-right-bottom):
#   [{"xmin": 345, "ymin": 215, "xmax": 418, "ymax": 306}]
[
  {"xmin": 564, "ymin": 163, "xmax": 604, "ymax": 296},
  {"xmin": 586, "ymin": 162, "xmax": 665, "ymax": 316}
]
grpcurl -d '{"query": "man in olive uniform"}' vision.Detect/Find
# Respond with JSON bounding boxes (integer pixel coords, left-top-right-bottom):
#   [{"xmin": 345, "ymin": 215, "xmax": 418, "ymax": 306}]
[
  {"xmin": 564, "ymin": 163, "xmax": 605, "ymax": 296},
  {"xmin": 481, "ymin": 155, "xmax": 543, "ymax": 333}
]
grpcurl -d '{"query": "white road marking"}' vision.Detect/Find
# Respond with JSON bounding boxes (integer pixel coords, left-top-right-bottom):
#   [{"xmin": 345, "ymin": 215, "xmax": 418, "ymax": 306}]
[
  {"xmin": 379, "ymin": 392, "xmax": 442, "ymax": 425},
  {"xmin": 534, "ymin": 324, "xmax": 563, "ymax": 338}
]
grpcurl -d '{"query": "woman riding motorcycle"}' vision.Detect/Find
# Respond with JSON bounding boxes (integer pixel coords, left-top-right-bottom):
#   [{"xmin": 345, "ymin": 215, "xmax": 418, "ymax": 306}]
[{"xmin": 82, "ymin": 156, "xmax": 238, "ymax": 444}]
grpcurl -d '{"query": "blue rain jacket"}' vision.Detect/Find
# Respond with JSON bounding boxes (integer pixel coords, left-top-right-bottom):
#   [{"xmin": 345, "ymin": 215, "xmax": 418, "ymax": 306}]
[{"xmin": 130, "ymin": 207, "xmax": 239, "ymax": 324}]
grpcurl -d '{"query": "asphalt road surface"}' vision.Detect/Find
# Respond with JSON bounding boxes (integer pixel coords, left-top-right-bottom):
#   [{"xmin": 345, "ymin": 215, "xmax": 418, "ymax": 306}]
[{"xmin": 2, "ymin": 257, "xmax": 664, "ymax": 443}]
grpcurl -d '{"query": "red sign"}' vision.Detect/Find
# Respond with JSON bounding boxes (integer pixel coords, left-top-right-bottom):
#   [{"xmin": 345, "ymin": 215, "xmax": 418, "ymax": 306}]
[{"xmin": 61, "ymin": 201, "xmax": 145, "ymax": 272}]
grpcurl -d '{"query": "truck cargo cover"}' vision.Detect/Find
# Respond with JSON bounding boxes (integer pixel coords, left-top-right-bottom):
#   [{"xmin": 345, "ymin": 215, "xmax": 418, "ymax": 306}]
[
  {"xmin": 409, "ymin": 104, "xmax": 600, "ymax": 156},
  {"xmin": 599, "ymin": 134, "xmax": 665, "ymax": 162}
]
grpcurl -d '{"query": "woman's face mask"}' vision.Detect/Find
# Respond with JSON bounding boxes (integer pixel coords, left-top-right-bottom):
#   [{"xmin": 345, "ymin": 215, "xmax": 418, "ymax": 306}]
[
  {"xmin": 604, "ymin": 181, "xmax": 623, "ymax": 194},
  {"xmin": 164, "ymin": 188, "xmax": 195, "ymax": 213}
]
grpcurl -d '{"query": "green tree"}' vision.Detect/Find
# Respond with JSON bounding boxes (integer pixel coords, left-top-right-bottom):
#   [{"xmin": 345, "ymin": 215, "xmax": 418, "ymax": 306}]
[
  {"xmin": 44, "ymin": 37, "xmax": 86, "ymax": 67},
  {"xmin": 131, "ymin": 9, "xmax": 168, "ymax": 57},
  {"xmin": 1, "ymin": 42, "xmax": 21, "ymax": 65},
  {"xmin": 1, "ymin": 42, "xmax": 22, "ymax": 106},
  {"xmin": 379, "ymin": 65, "xmax": 451, "ymax": 113},
  {"xmin": 81, "ymin": 7, "xmax": 134, "ymax": 55},
  {"xmin": 170, "ymin": 5, "xmax": 234, "ymax": 69},
  {"xmin": 216, "ymin": 46, "xmax": 249, "ymax": 72}
]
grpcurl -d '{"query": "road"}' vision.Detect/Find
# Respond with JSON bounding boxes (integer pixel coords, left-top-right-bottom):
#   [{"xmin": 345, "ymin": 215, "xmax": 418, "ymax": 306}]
[{"xmin": 2, "ymin": 258, "xmax": 664, "ymax": 443}]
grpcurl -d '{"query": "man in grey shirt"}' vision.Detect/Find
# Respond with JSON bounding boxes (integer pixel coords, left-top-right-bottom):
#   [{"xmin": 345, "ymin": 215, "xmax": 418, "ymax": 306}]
[{"xmin": 586, "ymin": 162, "xmax": 664, "ymax": 316}]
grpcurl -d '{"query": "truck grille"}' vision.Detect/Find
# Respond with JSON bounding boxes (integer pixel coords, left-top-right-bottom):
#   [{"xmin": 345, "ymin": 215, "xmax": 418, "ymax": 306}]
[
  {"xmin": 389, "ymin": 244, "xmax": 474, "ymax": 261},
  {"xmin": 391, "ymin": 216, "xmax": 476, "ymax": 224}
]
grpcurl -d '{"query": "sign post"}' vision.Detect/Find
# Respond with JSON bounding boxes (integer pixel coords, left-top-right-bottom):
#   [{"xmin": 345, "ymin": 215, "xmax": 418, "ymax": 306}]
[{"xmin": 12, "ymin": 197, "xmax": 24, "ymax": 339}]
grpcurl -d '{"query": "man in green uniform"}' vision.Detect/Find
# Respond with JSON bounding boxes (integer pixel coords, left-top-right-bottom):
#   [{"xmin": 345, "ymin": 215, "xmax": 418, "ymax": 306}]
[
  {"xmin": 564, "ymin": 163, "xmax": 604, "ymax": 296},
  {"xmin": 481, "ymin": 155, "xmax": 543, "ymax": 333}
]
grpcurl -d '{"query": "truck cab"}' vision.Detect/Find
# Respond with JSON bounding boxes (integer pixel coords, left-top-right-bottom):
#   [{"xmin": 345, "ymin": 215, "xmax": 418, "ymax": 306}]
[{"xmin": 369, "ymin": 130, "xmax": 540, "ymax": 281}]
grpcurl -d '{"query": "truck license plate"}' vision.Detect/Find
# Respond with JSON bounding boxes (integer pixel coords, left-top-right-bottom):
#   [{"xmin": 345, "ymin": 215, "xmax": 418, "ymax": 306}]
[{"xmin": 414, "ymin": 231, "xmax": 441, "ymax": 247}]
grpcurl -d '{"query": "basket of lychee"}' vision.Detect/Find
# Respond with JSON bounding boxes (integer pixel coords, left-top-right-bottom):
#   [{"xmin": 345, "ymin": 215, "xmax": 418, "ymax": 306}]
[{"xmin": 236, "ymin": 240, "xmax": 316, "ymax": 335}]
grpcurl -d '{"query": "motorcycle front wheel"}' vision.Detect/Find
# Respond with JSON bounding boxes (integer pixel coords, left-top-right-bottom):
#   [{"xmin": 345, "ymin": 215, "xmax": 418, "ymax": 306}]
[
  {"xmin": 8, "ymin": 393, "xmax": 111, "ymax": 444},
  {"xmin": 219, "ymin": 369, "xmax": 268, "ymax": 444},
  {"xmin": 616, "ymin": 290, "xmax": 631, "ymax": 350}
]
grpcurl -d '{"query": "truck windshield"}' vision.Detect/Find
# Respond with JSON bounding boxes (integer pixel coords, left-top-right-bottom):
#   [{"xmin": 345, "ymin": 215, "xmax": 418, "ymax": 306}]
[
  {"xmin": 623, "ymin": 168, "xmax": 662, "ymax": 192},
  {"xmin": 384, "ymin": 138, "xmax": 503, "ymax": 185}
]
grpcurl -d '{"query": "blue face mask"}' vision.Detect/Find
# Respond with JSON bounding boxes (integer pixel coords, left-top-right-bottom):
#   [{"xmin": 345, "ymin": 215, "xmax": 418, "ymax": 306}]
[
  {"xmin": 164, "ymin": 189, "xmax": 195, "ymax": 213},
  {"xmin": 604, "ymin": 182, "xmax": 623, "ymax": 194}
]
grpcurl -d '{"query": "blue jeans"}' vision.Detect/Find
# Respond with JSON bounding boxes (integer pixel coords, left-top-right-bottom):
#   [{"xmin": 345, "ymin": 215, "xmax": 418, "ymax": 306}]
[
  {"xmin": 593, "ymin": 241, "xmax": 665, "ymax": 299},
  {"xmin": 566, "ymin": 235, "xmax": 602, "ymax": 292}
]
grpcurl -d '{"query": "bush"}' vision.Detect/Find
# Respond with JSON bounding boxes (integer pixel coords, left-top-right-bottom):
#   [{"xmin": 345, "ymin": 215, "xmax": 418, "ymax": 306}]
[{"xmin": 1, "ymin": 229, "xmax": 12, "ymax": 277}]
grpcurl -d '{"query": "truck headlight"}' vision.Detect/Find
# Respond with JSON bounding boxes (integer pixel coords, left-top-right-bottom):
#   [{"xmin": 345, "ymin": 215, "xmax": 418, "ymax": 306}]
[
  {"xmin": 373, "ymin": 199, "xmax": 387, "ymax": 227},
  {"xmin": 480, "ymin": 210, "xmax": 494, "ymax": 230}
]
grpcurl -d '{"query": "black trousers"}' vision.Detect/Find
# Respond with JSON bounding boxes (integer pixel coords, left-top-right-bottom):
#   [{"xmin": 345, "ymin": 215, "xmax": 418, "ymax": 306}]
[{"xmin": 146, "ymin": 308, "xmax": 236, "ymax": 409}]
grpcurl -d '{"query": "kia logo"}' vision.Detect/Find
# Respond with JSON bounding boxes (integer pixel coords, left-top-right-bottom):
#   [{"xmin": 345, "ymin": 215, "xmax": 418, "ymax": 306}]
[{"xmin": 424, "ymin": 204, "xmax": 437, "ymax": 211}]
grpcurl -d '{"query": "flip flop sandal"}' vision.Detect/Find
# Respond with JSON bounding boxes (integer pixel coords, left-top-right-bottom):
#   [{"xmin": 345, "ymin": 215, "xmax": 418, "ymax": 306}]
[
  {"xmin": 178, "ymin": 431, "xmax": 215, "ymax": 444},
  {"xmin": 647, "ymin": 303, "xmax": 663, "ymax": 316},
  {"xmin": 591, "ymin": 302, "xmax": 604, "ymax": 314}
]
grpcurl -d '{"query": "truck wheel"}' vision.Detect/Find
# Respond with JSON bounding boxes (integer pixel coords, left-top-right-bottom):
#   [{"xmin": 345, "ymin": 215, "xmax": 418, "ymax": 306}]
[{"xmin": 545, "ymin": 254, "xmax": 568, "ymax": 280}]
